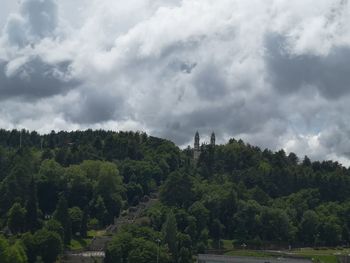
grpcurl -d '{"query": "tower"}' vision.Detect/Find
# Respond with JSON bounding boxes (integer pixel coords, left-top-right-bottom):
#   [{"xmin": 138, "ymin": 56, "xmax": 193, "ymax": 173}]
[
  {"xmin": 210, "ymin": 132, "xmax": 215, "ymax": 146},
  {"xmin": 194, "ymin": 131, "xmax": 200, "ymax": 151},
  {"xmin": 193, "ymin": 131, "xmax": 201, "ymax": 160}
]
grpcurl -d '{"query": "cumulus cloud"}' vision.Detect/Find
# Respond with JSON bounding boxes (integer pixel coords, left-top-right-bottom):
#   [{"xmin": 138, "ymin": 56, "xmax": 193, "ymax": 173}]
[
  {"xmin": 1, "ymin": 0, "xmax": 350, "ymax": 165},
  {"xmin": 0, "ymin": 57, "xmax": 76, "ymax": 100}
]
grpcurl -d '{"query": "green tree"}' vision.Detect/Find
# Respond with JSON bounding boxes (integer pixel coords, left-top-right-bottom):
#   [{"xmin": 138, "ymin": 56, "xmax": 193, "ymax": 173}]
[
  {"xmin": 33, "ymin": 229, "xmax": 63, "ymax": 263},
  {"xmin": 69, "ymin": 206, "xmax": 83, "ymax": 235},
  {"xmin": 0, "ymin": 236, "xmax": 9, "ymax": 262},
  {"xmin": 299, "ymin": 210, "xmax": 320, "ymax": 245},
  {"xmin": 96, "ymin": 162, "xmax": 124, "ymax": 223},
  {"xmin": 319, "ymin": 216, "xmax": 342, "ymax": 246},
  {"xmin": 4, "ymin": 242, "xmax": 27, "ymax": 263},
  {"xmin": 21, "ymin": 232, "xmax": 36, "ymax": 263},
  {"xmin": 80, "ymin": 206, "xmax": 89, "ymax": 238},
  {"xmin": 54, "ymin": 194, "xmax": 71, "ymax": 245},
  {"xmin": 210, "ymin": 219, "xmax": 224, "ymax": 248},
  {"xmin": 162, "ymin": 211, "xmax": 178, "ymax": 262},
  {"xmin": 189, "ymin": 201, "xmax": 209, "ymax": 233},
  {"xmin": 45, "ymin": 219, "xmax": 64, "ymax": 242},
  {"xmin": 37, "ymin": 160, "xmax": 64, "ymax": 214},
  {"xmin": 178, "ymin": 247, "xmax": 191, "ymax": 263},
  {"xmin": 93, "ymin": 195, "xmax": 108, "ymax": 227},
  {"xmin": 7, "ymin": 202, "xmax": 26, "ymax": 234},
  {"xmin": 128, "ymin": 238, "xmax": 169, "ymax": 263},
  {"xmin": 160, "ymin": 171, "xmax": 195, "ymax": 208},
  {"xmin": 26, "ymin": 177, "xmax": 40, "ymax": 232}
]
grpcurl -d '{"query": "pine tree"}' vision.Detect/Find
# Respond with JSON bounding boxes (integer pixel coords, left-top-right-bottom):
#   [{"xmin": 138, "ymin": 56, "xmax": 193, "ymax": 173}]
[
  {"xmin": 80, "ymin": 206, "xmax": 89, "ymax": 238},
  {"xmin": 162, "ymin": 210, "xmax": 178, "ymax": 262},
  {"xmin": 26, "ymin": 177, "xmax": 40, "ymax": 232},
  {"xmin": 7, "ymin": 203, "xmax": 26, "ymax": 234},
  {"xmin": 54, "ymin": 194, "xmax": 71, "ymax": 245}
]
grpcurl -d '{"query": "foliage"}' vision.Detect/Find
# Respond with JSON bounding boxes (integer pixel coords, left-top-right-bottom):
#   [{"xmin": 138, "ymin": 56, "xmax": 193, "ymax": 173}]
[
  {"xmin": 105, "ymin": 225, "xmax": 169, "ymax": 263},
  {"xmin": 1, "ymin": 129, "xmax": 350, "ymax": 261},
  {"xmin": 7, "ymin": 202, "xmax": 26, "ymax": 234}
]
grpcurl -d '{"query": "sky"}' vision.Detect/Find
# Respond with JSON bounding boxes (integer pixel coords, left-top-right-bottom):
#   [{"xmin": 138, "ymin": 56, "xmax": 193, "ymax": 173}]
[{"xmin": 1, "ymin": 0, "xmax": 350, "ymax": 165}]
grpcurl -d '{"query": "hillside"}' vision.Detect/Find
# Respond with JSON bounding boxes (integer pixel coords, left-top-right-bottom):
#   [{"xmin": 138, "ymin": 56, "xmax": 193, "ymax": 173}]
[{"xmin": 0, "ymin": 129, "xmax": 349, "ymax": 263}]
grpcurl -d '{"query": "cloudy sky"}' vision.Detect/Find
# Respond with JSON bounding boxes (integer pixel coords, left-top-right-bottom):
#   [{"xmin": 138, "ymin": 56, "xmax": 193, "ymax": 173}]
[{"xmin": 1, "ymin": 0, "xmax": 350, "ymax": 165}]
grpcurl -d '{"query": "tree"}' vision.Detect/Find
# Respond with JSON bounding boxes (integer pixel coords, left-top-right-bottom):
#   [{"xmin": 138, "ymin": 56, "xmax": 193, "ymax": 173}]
[
  {"xmin": 80, "ymin": 206, "xmax": 89, "ymax": 238},
  {"xmin": 178, "ymin": 247, "xmax": 191, "ymax": 263},
  {"xmin": 37, "ymin": 160, "xmax": 64, "ymax": 214},
  {"xmin": 21, "ymin": 232, "xmax": 36, "ymax": 263},
  {"xmin": 45, "ymin": 219, "xmax": 64, "ymax": 242},
  {"xmin": 160, "ymin": 171, "xmax": 195, "ymax": 208},
  {"xmin": 128, "ymin": 238, "xmax": 169, "ymax": 263},
  {"xmin": 7, "ymin": 203, "xmax": 26, "ymax": 234},
  {"xmin": 96, "ymin": 162, "xmax": 124, "ymax": 223},
  {"xmin": 69, "ymin": 206, "xmax": 83, "ymax": 236},
  {"xmin": 162, "ymin": 211, "xmax": 178, "ymax": 262},
  {"xmin": 210, "ymin": 219, "xmax": 224, "ymax": 248},
  {"xmin": 4, "ymin": 242, "xmax": 27, "ymax": 263},
  {"xmin": 33, "ymin": 229, "xmax": 63, "ymax": 263},
  {"xmin": 319, "ymin": 216, "xmax": 342, "ymax": 246},
  {"xmin": 299, "ymin": 210, "xmax": 320, "ymax": 245},
  {"xmin": 65, "ymin": 165, "xmax": 92, "ymax": 208},
  {"xmin": 0, "ymin": 236, "xmax": 9, "ymax": 263},
  {"xmin": 0, "ymin": 156, "xmax": 32, "ymax": 215},
  {"xmin": 93, "ymin": 195, "xmax": 108, "ymax": 227},
  {"xmin": 54, "ymin": 194, "xmax": 71, "ymax": 245},
  {"xmin": 26, "ymin": 177, "xmax": 40, "ymax": 232},
  {"xmin": 105, "ymin": 226, "xmax": 169, "ymax": 263},
  {"xmin": 189, "ymin": 202, "xmax": 209, "ymax": 233},
  {"xmin": 258, "ymin": 207, "xmax": 294, "ymax": 242}
]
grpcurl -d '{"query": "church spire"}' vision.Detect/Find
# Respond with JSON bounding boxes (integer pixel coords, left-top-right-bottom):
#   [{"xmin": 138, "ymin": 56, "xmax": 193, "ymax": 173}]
[
  {"xmin": 210, "ymin": 132, "xmax": 215, "ymax": 146},
  {"xmin": 194, "ymin": 131, "xmax": 200, "ymax": 151},
  {"xmin": 193, "ymin": 131, "xmax": 200, "ymax": 160}
]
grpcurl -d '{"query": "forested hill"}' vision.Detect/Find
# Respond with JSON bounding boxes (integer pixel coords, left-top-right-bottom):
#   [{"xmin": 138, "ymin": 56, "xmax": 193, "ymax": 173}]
[{"xmin": 0, "ymin": 129, "xmax": 350, "ymax": 263}]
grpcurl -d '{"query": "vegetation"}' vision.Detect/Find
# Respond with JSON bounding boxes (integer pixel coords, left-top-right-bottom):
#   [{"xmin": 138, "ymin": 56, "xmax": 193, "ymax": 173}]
[{"xmin": 0, "ymin": 129, "xmax": 349, "ymax": 263}]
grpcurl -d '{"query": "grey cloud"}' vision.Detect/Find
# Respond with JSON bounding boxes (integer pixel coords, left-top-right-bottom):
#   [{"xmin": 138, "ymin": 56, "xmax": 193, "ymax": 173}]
[
  {"xmin": 168, "ymin": 60, "xmax": 197, "ymax": 74},
  {"xmin": 64, "ymin": 90, "xmax": 126, "ymax": 124},
  {"xmin": 265, "ymin": 33, "xmax": 350, "ymax": 99},
  {"xmin": 3, "ymin": 0, "xmax": 58, "ymax": 46},
  {"xmin": 20, "ymin": 0, "xmax": 58, "ymax": 39},
  {"xmin": 319, "ymin": 123, "xmax": 350, "ymax": 158},
  {"xmin": 0, "ymin": 57, "xmax": 78, "ymax": 100},
  {"xmin": 193, "ymin": 64, "xmax": 229, "ymax": 101},
  {"xmin": 3, "ymin": 15, "xmax": 27, "ymax": 47},
  {"xmin": 152, "ymin": 94, "xmax": 283, "ymax": 146}
]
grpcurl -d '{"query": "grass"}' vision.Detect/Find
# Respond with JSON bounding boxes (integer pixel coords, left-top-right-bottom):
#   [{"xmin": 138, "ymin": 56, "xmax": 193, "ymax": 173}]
[
  {"xmin": 69, "ymin": 237, "xmax": 92, "ymax": 251},
  {"xmin": 220, "ymin": 241, "xmax": 348, "ymax": 263},
  {"xmin": 225, "ymin": 249, "xmax": 279, "ymax": 258},
  {"xmin": 87, "ymin": 229, "xmax": 106, "ymax": 238},
  {"xmin": 293, "ymin": 247, "xmax": 350, "ymax": 255},
  {"xmin": 291, "ymin": 248, "xmax": 350, "ymax": 263},
  {"xmin": 308, "ymin": 255, "xmax": 338, "ymax": 263}
]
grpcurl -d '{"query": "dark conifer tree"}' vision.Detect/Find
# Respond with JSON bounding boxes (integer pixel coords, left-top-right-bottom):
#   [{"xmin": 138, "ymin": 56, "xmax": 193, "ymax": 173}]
[
  {"xmin": 26, "ymin": 177, "xmax": 40, "ymax": 232},
  {"xmin": 54, "ymin": 194, "xmax": 72, "ymax": 245},
  {"xmin": 80, "ymin": 206, "xmax": 89, "ymax": 238}
]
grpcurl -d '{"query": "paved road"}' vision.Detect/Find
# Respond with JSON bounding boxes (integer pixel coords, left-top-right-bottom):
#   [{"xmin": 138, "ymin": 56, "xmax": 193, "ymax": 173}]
[
  {"xmin": 197, "ymin": 254, "xmax": 312, "ymax": 263},
  {"xmin": 71, "ymin": 251, "xmax": 105, "ymax": 258}
]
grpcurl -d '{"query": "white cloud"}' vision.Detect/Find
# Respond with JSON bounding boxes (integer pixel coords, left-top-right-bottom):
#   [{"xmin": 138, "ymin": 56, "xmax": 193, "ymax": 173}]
[{"xmin": 1, "ymin": 0, "xmax": 350, "ymax": 166}]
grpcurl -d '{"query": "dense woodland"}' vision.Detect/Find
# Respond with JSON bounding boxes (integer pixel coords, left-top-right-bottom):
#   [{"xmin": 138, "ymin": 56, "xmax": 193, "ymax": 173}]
[{"xmin": 0, "ymin": 129, "xmax": 349, "ymax": 263}]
